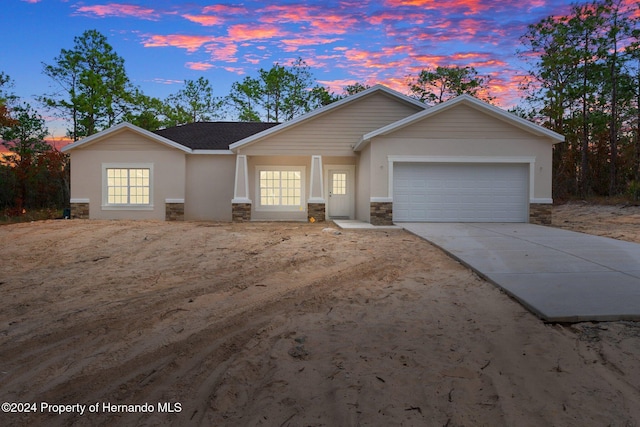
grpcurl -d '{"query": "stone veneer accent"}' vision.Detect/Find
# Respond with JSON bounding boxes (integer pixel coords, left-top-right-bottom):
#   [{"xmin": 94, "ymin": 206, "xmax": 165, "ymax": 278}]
[
  {"xmin": 165, "ymin": 203, "xmax": 185, "ymax": 221},
  {"xmin": 370, "ymin": 202, "xmax": 393, "ymax": 226},
  {"xmin": 232, "ymin": 203, "xmax": 252, "ymax": 222},
  {"xmin": 529, "ymin": 203, "xmax": 552, "ymax": 225},
  {"xmin": 307, "ymin": 203, "xmax": 325, "ymax": 222},
  {"xmin": 70, "ymin": 202, "xmax": 90, "ymax": 219}
]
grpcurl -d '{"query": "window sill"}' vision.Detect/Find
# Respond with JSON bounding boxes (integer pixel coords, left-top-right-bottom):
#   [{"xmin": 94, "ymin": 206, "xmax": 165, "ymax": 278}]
[
  {"xmin": 255, "ymin": 206, "xmax": 306, "ymax": 212},
  {"xmin": 102, "ymin": 205, "xmax": 154, "ymax": 211}
]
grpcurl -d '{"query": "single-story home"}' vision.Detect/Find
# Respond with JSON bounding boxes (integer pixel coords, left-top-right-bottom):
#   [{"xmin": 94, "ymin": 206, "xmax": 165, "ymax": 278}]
[{"xmin": 61, "ymin": 85, "xmax": 564, "ymax": 225}]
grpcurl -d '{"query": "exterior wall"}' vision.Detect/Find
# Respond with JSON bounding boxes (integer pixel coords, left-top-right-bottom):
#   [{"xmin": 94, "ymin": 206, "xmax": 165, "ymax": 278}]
[
  {"xmin": 247, "ymin": 155, "xmax": 310, "ymax": 221},
  {"xmin": 68, "ymin": 129, "xmax": 186, "ymax": 220},
  {"xmin": 238, "ymin": 92, "xmax": 423, "ymax": 157},
  {"xmin": 245, "ymin": 155, "xmax": 355, "ymax": 221},
  {"xmin": 185, "ymin": 154, "xmax": 235, "ymax": 221},
  {"xmin": 356, "ymin": 145, "xmax": 371, "ymax": 223},
  {"xmin": 367, "ymin": 104, "xmax": 555, "ymax": 203}
]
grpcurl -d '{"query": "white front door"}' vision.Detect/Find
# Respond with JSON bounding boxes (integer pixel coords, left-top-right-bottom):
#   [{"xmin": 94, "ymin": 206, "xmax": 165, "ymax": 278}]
[{"xmin": 326, "ymin": 166, "xmax": 354, "ymax": 219}]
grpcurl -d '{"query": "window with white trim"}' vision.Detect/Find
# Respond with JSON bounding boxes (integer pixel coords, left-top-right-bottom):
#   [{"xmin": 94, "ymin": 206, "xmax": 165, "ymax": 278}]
[
  {"xmin": 102, "ymin": 164, "xmax": 153, "ymax": 209},
  {"xmin": 257, "ymin": 166, "xmax": 305, "ymax": 211}
]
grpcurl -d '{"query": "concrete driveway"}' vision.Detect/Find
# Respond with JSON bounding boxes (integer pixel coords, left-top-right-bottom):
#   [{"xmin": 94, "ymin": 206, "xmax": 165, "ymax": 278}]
[{"xmin": 402, "ymin": 223, "xmax": 640, "ymax": 322}]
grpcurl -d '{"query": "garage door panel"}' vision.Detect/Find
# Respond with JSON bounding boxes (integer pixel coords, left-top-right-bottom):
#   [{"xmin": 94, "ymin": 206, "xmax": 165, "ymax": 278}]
[{"xmin": 393, "ymin": 163, "xmax": 529, "ymax": 223}]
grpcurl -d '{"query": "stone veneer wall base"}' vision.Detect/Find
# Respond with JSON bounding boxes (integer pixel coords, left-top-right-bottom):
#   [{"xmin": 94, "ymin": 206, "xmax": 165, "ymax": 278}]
[
  {"xmin": 165, "ymin": 203, "xmax": 185, "ymax": 221},
  {"xmin": 307, "ymin": 203, "xmax": 325, "ymax": 222},
  {"xmin": 232, "ymin": 203, "xmax": 252, "ymax": 222},
  {"xmin": 370, "ymin": 202, "xmax": 393, "ymax": 226},
  {"xmin": 70, "ymin": 203, "xmax": 90, "ymax": 219}
]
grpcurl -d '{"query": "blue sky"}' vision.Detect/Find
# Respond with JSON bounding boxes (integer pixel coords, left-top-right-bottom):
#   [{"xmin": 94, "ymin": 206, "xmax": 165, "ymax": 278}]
[{"xmin": 1, "ymin": 0, "xmax": 602, "ymax": 143}]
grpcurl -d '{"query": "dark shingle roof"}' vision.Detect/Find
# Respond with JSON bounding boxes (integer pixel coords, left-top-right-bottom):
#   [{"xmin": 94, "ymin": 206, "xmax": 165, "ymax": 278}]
[{"xmin": 153, "ymin": 122, "xmax": 280, "ymax": 150}]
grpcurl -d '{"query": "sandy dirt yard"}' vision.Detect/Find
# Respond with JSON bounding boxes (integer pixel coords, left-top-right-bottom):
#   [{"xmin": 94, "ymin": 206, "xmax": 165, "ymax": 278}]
[{"xmin": 1, "ymin": 203, "xmax": 640, "ymax": 427}]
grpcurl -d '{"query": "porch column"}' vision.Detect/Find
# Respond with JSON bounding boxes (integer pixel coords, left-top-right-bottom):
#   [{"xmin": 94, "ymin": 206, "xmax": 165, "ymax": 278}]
[
  {"xmin": 307, "ymin": 155, "xmax": 325, "ymax": 222},
  {"xmin": 232, "ymin": 154, "xmax": 251, "ymax": 222}
]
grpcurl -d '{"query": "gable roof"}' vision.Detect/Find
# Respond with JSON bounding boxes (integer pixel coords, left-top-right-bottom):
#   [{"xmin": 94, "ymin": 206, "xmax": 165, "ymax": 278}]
[
  {"xmin": 61, "ymin": 122, "xmax": 192, "ymax": 153},
  {"xmin": 356, "ymin": 94, "xmax": 564, "ymax": 150},
  {"xmin": 61, "ymin": 121, "xmax": 281, "ymax": 153},
  {"xmin": 154, "ymin": 122, "xmax": 280, "ymax": 150},
  {"xmin": 229, "ymin": 84, "xmax": 427, "ymax": 151}
]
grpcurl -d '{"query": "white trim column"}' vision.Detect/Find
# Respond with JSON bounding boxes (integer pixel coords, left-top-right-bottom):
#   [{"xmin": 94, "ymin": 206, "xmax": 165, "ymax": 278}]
[
  {"xmin": 307, "ymin": 155, "xmax": 325, "ymax": 221},
  {"xmin": 232, "ymin": 154, "xmax": 251, "ymax": 203},
  {"xmin": 308, "ymin": 155, "xmax": 325, "ymax": 203},
  {"xmin": 232, "ymin": 154, "xmax": 251, "ymax": 222}
]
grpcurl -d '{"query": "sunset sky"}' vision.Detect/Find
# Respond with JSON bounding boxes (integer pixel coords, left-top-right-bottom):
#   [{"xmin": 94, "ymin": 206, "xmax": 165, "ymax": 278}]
[{"xmin": 1, "ymin": 0, "xmax": 604, "ymax": 143}]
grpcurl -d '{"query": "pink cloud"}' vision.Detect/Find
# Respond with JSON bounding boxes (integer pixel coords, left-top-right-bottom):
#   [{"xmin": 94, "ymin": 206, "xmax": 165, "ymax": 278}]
[
  {"xmin": 142, "ymin": 34, "xmax": 218, "ymax": 52},
  {"xmin": 73, "ymin": 3, "xmax": 161, "ymax": 20},
  {"xmin": 244, "ymin": 54, "xmax": 267, "ymax": 65},
  {"xmin": 368, "ymin": 11, "xmax": 426, "ymax": 25},
  {"xmin": 204, "ymin": 43, "xmax": 239, "ymax": 63},
  {"xmin": 21, "ymin": 0, "xmax": 42, "ymax": 3},
  {"xmin": 281, "ymin": 36, "xmax": 341, "ymax": 49},
  {"xmin": 223, "ymin": 66, "xmax": 246, "ymax": 75},
  {"xmin": 202, "ymin": 5, "xmax": 248, "ymax": 15},
  {"xmin": 259, "ymin": 5, "xmax": 358, "ymax": 35},
  {"xmin": 185, "ymin": 62, "xmax": 213, "ymax": 71},
  {"xmin": 384, "ymin": 0, "xmax": 495, "ymax": 15},
  {"xmin": 182, "ymin": 14, "xmax": 223, "ymax": 26},
  {"xmin": 228, "ymin": 24, "xmax": 282, "ymax": 41},
  {"xmin": 316, "ymin": 79, "xmax": 363, "ymax": 94}
]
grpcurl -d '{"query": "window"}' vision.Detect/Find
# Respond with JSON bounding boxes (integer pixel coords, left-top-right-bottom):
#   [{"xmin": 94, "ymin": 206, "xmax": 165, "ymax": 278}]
[
  {"xmin": 257, "ymin": 167, "xmax": 305, "ymax": 211},
  {"xmin": 102, "ymin": 164, "xmax": 153, "ymax": 209},
  {"xmin": 331, "ymin": 172, "xmax": 347, "ymax": 195}
]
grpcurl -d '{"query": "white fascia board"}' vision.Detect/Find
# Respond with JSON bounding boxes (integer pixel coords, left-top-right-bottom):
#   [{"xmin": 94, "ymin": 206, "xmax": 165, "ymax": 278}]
[
  {"xmin": 229, "ymin": 85, "xmax": 427, "ymax": 152},
  {"xmin": 61, "ymin": 122, "xmax": 192, "ymax": 153},
  {"xmin": 356, "ymin": 94, "xmax": 564, "ymax": 151},
  {"xmin": 232, "ymin": 198, "xmax": 252, "ymax": 203},
  {"xmin": 191, "ymin": 150, "xmax": 235, "ymax": 155}
]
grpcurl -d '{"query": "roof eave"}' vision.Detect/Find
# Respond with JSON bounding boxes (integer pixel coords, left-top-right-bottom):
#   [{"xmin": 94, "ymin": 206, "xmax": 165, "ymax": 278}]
[{"xmin": 61, "ymin": 122, "xmax": 192, "ymax": 153}]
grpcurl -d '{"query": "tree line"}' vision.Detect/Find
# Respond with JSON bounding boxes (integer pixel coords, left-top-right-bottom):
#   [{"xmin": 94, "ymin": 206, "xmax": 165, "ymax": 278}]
[
  {"xmin": 2, "ymin": 0, "xmax": 639, "ymax": 215},
  {"xmin": 519, "ymin": 0, "xmax": 640, "ymax": 199}
]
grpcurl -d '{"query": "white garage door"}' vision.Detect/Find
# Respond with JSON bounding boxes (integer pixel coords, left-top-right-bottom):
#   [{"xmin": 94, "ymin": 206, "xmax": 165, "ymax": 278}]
[{"xmin": 393, "ymin": 163, "xmax": 529, "ymax": 222}]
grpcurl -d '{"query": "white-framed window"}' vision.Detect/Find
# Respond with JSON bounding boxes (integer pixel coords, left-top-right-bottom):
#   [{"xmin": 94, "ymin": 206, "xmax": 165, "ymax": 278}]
[
  {"xmin": 102, "ymin": 163, "xmax": 153, "ymax": 210},
  {"xmin": 331, "ymin": 172, "xmax": 347, "ymax": 195},
  {"xmin": 256, "ymin": 166, "xmax": 305, "ymax": 211}
]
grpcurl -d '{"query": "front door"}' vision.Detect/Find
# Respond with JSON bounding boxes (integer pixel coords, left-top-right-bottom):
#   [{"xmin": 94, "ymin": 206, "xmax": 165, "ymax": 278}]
[{"xmin": 327, "ymin": 167, "xmax": 354, "ymax": 218}]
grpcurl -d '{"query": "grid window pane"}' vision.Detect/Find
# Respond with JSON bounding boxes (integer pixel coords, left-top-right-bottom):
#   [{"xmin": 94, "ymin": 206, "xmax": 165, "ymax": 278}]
[
  {"xmin": 332, "ymin": 172, "xmax": 347, "ymax": 195},
  {"xmin": 106, "ymin": 168, "xmax": 150, "ymax": 205},
  {"xmin": 259, "ymin": 169, "xmax": 302, "ymax": 207}
]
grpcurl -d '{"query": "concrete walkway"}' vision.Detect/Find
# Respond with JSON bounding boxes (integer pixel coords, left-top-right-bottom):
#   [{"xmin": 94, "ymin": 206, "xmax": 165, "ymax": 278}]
[{"xmin": 401, "ymin": 223, "xmax": 640, "ymax": 322}]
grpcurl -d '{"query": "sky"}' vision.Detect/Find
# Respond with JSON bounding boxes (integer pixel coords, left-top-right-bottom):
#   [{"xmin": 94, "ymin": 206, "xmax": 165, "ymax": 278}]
[{"xmin": 0, "ymin": 0, "xmax": 608, "ymax": 145}]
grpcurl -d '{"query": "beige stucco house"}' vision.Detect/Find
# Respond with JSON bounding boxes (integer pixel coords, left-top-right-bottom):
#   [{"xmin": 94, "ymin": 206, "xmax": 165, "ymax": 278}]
[{"xmin": 62, "ymin": 85, "xmax": 563, "ymax": 224}]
